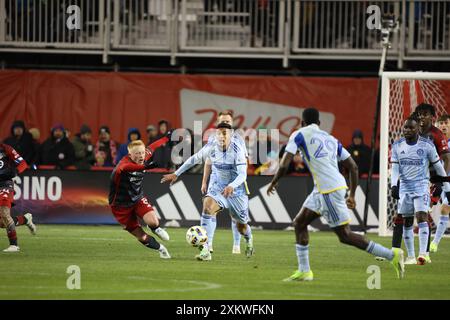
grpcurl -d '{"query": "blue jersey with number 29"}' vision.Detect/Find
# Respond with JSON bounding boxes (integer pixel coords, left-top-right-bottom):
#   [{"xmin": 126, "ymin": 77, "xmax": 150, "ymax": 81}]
[{"xmin": 285, "ymin": 124, "xmax": 351, "ymax": 194}]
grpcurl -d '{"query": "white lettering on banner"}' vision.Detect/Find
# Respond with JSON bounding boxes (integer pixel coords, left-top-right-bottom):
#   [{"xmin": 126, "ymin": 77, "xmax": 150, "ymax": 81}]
[
  {"xmin": 170, "ymin": 182, "xmax": 201, "ymax": 220},
  {"xmin": 13, "ymin": 176, "xmax": 62, "ymax": 201},
  {"xmin": 180, "ymin": 89, "xmax": 335, "ymax": 144},
  {"xmin": 353, "ymin": 186, "xmax": 378, "ymax": 227}
]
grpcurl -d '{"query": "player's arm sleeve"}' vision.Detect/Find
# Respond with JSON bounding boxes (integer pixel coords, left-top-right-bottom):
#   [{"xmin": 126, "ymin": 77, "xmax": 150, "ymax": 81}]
[
  {"xmin": 147, "ymin": 136, "xmax": 169, "ymax": 154},
  {"xmin": 229, "ymin": 163, "xmax": 247, "ymax": 190},
  {"xmin": 337, "ymin": 142, "xmax": 351, "ymax": 161},
  {"xmin": 228, "ymin": 148, "xmax": 247, "ymax": 189},
  {"xmin": 430, "ymin": 147, "xmax": 450, "ymax": 192},
  {"xmin": 284, "ymin": 132, "xmax": 301, "ymax": 155},
  {"xmin": 5, "ymin": 144, "xmax": 28, "ymax": 174},
  {"xmin": 174, "ymin": 143, "xmax": 212, "ymax": 176},
  {"xmin": 435, "ymin": 131, "xmax": 450, "ymax": 156},
  {"xmin": 390, "ymin": 145, "xmax": 399, "ymax": 186}
]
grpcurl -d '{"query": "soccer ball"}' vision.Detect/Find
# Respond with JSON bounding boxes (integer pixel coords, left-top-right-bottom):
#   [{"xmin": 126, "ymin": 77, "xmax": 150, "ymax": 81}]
[{"xmin": 186, "ymin": 225, "xmax": 208, "ymax": 247}]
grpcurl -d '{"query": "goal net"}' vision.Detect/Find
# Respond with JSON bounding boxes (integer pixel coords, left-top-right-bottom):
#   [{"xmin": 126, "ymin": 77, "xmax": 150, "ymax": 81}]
[{"xmin": 379, "ymin": 72, "xmax": 450, "ymax": 236}]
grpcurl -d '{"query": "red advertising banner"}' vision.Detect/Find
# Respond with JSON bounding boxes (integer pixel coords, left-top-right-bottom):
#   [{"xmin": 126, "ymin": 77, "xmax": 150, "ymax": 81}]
[
  {"xmin": 1, "ymin": 70, "xmax": 449, "ymax": 146},
  {"xmin": 0, "ymin": 70, "xmax": 380, "ymax": 146}
]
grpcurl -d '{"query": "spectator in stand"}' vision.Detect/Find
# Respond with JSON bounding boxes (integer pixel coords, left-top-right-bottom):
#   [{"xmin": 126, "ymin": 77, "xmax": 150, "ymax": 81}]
[
  {"xmin": 152, "ymin": 120, "xmax": 172, "ymax": 169},
  {"xmin": 116, "ymin": 127, "xmax": 142, "ymax": 163},
  {"xmin": 3, "ymin": 120, "xmax": 36, "ymax": 165},
  {"xmin": 36, "ymin": 124, "xmax": 75, "ymax": 169},
  {"xmin": 72, "ymin": 124, "xmax": 95, "ymax": 170},
  {"xmin": 94, "ymin": 126, "xmax": 119, "ymax": 168},
  {"xmin": 146, "ymin": 125, "xmax": 158, "ymax": 145},
  {"xmin": 279, "ymin": 144, "xmax": 308, "ymax": 175},
  {"xmin": 28, "ymin": 127, "xmax": 41, "ymax": 164},
  {"xmin": 346, "ymin": 129, "xmax": 371, "ymax": 176}
]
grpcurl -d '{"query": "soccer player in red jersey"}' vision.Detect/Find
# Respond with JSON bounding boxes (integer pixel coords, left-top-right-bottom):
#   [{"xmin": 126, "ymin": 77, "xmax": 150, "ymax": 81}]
[
  {"xmin": 390, "ymin": 104, "xmax": 450, "ymax": 263},
  {"xmin": 109, "ymin": 135, "xmax": 172, "ymax": 259},
  {"xmin": 0, "ymin": 143, "xmax": 36, "ymax": 252}
]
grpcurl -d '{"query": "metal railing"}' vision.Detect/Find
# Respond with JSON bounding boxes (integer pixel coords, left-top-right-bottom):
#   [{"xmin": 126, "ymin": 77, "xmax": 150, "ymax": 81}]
[
  {"xmin": 179, "ymin": 0, "xmax": 285, "ymax": 52},
  {"xmin": 292, "ymin": 0, "xmax": 400, "ymax": 54},
  {"xmin": 0, "ymin": 0, "xmax": 449, "ymax": 66},
  {"xmin": 408, "ymin": 0, "xmax": 450, "ymax": 54},
  {"xmin": 0, "ymin": 0, "xmax": 104, "ymax": 48}
]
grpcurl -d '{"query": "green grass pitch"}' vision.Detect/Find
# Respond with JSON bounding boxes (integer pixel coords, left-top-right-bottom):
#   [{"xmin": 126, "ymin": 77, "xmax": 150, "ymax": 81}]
[{"xmin": 1, "ymin": 225, "xmax": 449, "ymax": 300}]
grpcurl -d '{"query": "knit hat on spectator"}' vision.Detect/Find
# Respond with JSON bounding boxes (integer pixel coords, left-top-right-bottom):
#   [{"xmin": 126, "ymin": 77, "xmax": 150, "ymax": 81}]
[
  {"xmin": 99, "ymin": 126, "xmax": 110, "ymax": 134},
  {"xmin": 51, "ymin": 123, "xmax": 65, "ymax": 133},
  {"xmin": 146, "ymin": 125, "xmax": 156, "ymax": 132},
  {"xmin": 80, "ymin": 124, "xmax": 92, "ymax": 135},
  {"xmin": 352, "ymin": 129, "xmax": 363, "ymax": 139}
]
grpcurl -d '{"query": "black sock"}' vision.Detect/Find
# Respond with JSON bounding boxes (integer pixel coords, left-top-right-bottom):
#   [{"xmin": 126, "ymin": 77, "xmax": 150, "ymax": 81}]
[
  {"xmin": 392, "ymin": 223, "xmax": 403, "ymax": 248},
  {"xmin": 149, "ymin": 225, "xmax": 160, "ymax": 232},
  {"xmin": 141, "ymin": 235, "xmax": 161, "ymax": 250}
]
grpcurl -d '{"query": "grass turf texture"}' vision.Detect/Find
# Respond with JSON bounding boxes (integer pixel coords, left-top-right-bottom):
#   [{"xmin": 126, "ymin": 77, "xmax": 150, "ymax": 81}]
[{"xmin": 1, "ymin": 225, "xmax": 449, "ymax": 300}]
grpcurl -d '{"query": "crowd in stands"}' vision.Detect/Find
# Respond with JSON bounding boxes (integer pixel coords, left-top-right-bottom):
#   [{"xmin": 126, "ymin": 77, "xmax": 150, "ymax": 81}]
[{"xmin": 3, "ymin": 120, "xmax": 379, "ymax": 176}]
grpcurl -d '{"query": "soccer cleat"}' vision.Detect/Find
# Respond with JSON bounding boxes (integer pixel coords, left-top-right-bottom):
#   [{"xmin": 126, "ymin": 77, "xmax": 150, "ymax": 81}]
[
  {"xmin": 209, "ymin": 245, "xmax": 214, "ymax": 253},
  {"xmin": 404, "ymin": 256, "xmax": 417, "ymax": 265},
  {"xmin": 158, "ymin": 245, "xmax": 171, "ymax": 259},
  {"xmin": 416, "ymin": 254, "xmax": 431, "ymax": 265},
  {"xmin": 375, "ymin": 256, "xmax": 386, "ymax": 262},
  {"xmin": 3, "ymin": 245, "xmax": 20, "ymax": 253},
  {"xmin": 232, "ymin": 245, "xmax": 241, "ymax": 254},
  {"xmin": 283, "ymin": 270, "xmax": 314, "ymax": 282},
  {"xmin": 24, "ymin": 213, "xmax": 36, "ymax": 235},
  {"xmin": 152, "ymin": 227, "xmax": 170, "ymax": 241},
  {"xmin": 195, "ymin": 246, "xmax": 212, "ymax": 261},
  {"xmin": 245, "ymin": 239, "xmax": 254, "ymax": 258},
  {"xmin": 430, "ymin": 242, "xmax": 438, "ymax": 253},
  {"xmin": 390, "ymin": 248, "xmax": 405, "ymax": 279}
]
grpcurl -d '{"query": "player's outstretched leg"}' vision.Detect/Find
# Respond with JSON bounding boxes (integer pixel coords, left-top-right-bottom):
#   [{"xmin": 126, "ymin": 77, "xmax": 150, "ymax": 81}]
[
  {"xmin": 416, "ymin": 211, "xmax": 430, "ymax": 265},
  {"xmin": 236, "ymin": 222, "xmax": 253, "ymax": 258},
  {"xmin": 333, "ymin": 224, "xmax": 405, "ymax": 279},
  {"xmin": 431, "ymin": 209, "xmax": 449, "ymax": 253},
  {"xmin": 196, "ymin": 197, "xmax": 220, "ymax": 261},
  {"xmin": 143, "ymin": 210, "xmax": 169, "ymax": 241},
  {"xmin": 231, "ymin": 219, "xmax": 241, "ymax": 254},
  {"xmin": 130, "ymin": 226, "xmax": 171, "ymax": 259},
  {"xmin": 392, "ymin": 215, "xmax": 404, "ymax": 249},
  {"xmin": 402, "ymin": 216, "xmax": 417, "ymax": 264},
  {"xmin": 0, "ymin": 206, "xmax": 20, "ymax": 252},
  {"xmin": 0, "ymin": 213, "xmax": 37, "ymax": 235},
  {"xmin": 283, "ymin": 208, "xmax": 318, "ymax": 282}
]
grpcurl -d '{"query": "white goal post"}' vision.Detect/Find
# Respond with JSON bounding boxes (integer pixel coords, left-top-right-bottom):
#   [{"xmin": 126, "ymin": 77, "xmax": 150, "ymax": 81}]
[{"xmin": 379, "ymin": 72, "xmax": 450, "ymax": 237}]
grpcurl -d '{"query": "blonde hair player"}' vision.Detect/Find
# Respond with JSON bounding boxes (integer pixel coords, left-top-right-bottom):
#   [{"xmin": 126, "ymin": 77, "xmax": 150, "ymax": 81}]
[{"xmin": 109, "ymin": 135, "xmax": 172, "ymax": 259}]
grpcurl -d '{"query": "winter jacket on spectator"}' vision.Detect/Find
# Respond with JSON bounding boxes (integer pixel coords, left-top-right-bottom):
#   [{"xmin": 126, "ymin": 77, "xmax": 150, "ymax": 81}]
[
  {"xmin": 72, "ymin": 125, "xmax": 95, "ymax": 170},
  {"xmin": 37, "ymin": 124, "xmax": 75, "ymax": 169},
  {"xmin": 95, "ymin": 126, "xmax": 118, "ymax": 167},
  {"xmin": 3, "ymin": 120, "xmax": 36, "ymax": 165},
  {"xmin": 115, "ymin": 127, "xmax": 142, "ymax": 163}
]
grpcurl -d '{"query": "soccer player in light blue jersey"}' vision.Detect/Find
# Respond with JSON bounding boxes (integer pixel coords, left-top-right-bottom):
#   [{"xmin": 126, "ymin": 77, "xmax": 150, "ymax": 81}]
[
  {"xmin": 161, "ymin": 122, "xmax": 253, "ymax": 261},
  {"xmin": 267, "ymin": 108, "xmax": 405, "ymax": 281},
  {"xmin": 391, "ymin": 116, "xmax": 450, "ymax": 264},
  {"xmin": 201, "ymin": 111, "xmax": 248, "ymax": 254}
]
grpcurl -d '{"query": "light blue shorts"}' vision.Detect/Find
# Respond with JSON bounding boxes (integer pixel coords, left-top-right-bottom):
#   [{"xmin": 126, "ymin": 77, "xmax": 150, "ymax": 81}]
[
  {"xmin": 206, "ymin": 188, "xmax": 249, "ymax": 224},
  {"xmin": 302, "ymin": 188, "xmax": 350, "ymax": 228},
  {"xmin": 398, "ymin": 192, "xmax": 430, "ymax": 215}
]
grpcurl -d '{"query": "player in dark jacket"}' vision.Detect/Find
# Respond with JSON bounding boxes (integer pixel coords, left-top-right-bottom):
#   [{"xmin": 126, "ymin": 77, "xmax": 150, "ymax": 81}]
[
  {"xmin": 109, "ymin": 134, "xmax": 172, "ymax": 259},
  {"xmin": 0, "ymin": 143, "xmax": 36, "ymax": 252}
]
